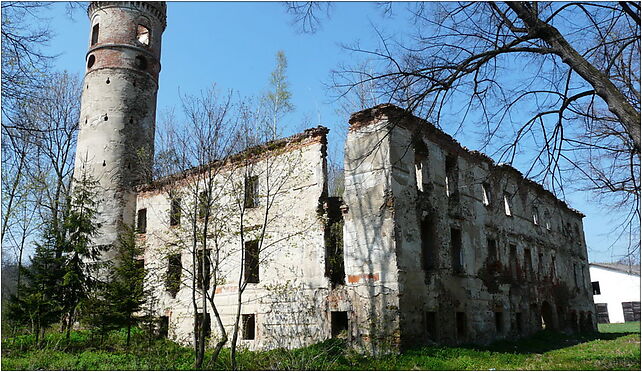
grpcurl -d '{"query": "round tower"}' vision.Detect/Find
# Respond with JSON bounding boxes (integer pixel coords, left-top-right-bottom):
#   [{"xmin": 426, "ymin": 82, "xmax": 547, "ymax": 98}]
[{"xmin": 74, "ymin": 1, "xmax": 166, "ymax": 255}]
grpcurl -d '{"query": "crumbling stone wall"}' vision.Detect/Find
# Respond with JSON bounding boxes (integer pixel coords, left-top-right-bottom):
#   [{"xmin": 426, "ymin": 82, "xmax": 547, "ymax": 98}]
[{"xmin": 347, "ymin": 104, "xmax": 596, "ymax": 349}]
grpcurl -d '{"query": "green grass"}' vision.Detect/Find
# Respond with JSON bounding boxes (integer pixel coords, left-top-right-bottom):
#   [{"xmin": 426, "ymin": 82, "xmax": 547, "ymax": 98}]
[{"xmin": 2, "ymin": 324, "xmax": 640, "ymax": 370}]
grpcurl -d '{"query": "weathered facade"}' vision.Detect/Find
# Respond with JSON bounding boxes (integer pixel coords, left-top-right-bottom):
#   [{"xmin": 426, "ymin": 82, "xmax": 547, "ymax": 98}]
[{"xmin": 75, "ymin": 2, "xmax": 596, "ymax": 353}]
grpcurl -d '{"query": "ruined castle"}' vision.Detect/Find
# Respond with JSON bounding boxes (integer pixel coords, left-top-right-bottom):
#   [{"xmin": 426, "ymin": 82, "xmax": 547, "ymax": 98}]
[{"xmin": 74, "ymin": 2, "xmax": 597, "ymax": 352}]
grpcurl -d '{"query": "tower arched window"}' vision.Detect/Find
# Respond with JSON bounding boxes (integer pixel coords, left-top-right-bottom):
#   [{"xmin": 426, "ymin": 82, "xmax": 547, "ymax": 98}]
[
  {"xmin": 91, "ymin": 24, "xmax": 99, "ymax": 45},
  {"xmin": 137, "ymin": 24, "xmax": 150, "ymax": 46}
]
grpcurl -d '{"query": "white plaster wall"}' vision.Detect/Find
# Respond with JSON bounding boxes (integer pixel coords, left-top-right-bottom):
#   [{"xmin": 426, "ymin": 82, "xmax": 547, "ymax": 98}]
[{"xmin": 590, "ymin": 266, "xmax": 640, "ymax": 323}]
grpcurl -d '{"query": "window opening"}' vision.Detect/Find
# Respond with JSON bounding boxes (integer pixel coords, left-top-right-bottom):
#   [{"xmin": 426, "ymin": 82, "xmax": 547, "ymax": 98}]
[
  {"xmin": 198, "ymin": 191, "xmax": 208, "ymax": 219},
  {"xmin": 456, "ymin": 312, "xmax": 466, "ymax": 340},
  {"xmin": 421, "ymin": 215, "xmax": 437, "ymax": 271},
  {"xmin": 524, "ymin": 248, "xmax": 532, "ymax": 280},
  {"xmin": 170, "ymin": 197, "xmax": 181, "ymax": 226},
  {"xmin": 487, "ymin": 238, "xmax": 498, "ymax": 263},
  {"xmin": 135, "ymin": 55, "xmax": 148, "ymax": 70},
  {"xmin": 244, "ymin": 240, "xmax": 259, "ymax": 283},
  {"xmin": 532, "ymin": 206, "xmax": 539, "ymax": 225},
  {"xmin": 503, "ymin": 192, "xmax": 512, "ymax": 216},
  {"xmin": 165, "ymin": 254, "xmax": 182, "ymax": 298},
  {"xmin": 451, "ymin": 228, "xmax": 463, "ymax": 274},
  {"xmin": 242, "ymin": 314, "xmax": 256, "ymax": 340},
  {"xmin": 195, "ymin": 312, "xmax": 211, "ymax": 340},
  {"xmin": 425, "ymin": 311, "xmax": 437, "ymax": 340},
  {"xmin": 324, "ymin": 197, "xmax": 345, "ymax": 287},
  {"xmin": 495, "ymin": 311, "xmax": 503, "ymax": 333},
  {"xmin": 158, "ymin": 316, "xmax": 169, "ymax": 338},
  {"xmin": 91, "ymin": 24, "xmax": 99, "ymax": 45},
  {"xmin": 244, "ymin": 175, "xmax": 259, "ymax": 208},
  {"xmin": 573, "ymin": 263, "xmax": 578, "ymax": 288},
  {"xmin": 197, "ymin": 249, "xmax": 211, "ymax": 290},
  {"xmin": 87, "ymin": 55, "xmax": 96, "ymax": 69},
  {"xmin": 592, "ymin": 281, "xmax": 601, "ymax": 295},
  {"xmin": 331, "ymin": 311, "xmax": 348, "ymax": 338},
  {"xmin": 509, "ymin": 244, "xmax": 518, "ymax": 279},
  {"xmin": 137, "ymin": 208, "xmax": 147, "ymax": 233},
  {"xmin": 482, "ymin": 182, "xmax": 491, "ymax": 206},
  {"xmin": 137, "ymin": 24, "xmax": 150, "ymax": 45},
  {"xmin": 515, "ymin": 312, "xmax": 523, "ymax": 334},
  {"xmin": 445, "ymin": 155, "xmax": 458, "ymax": 201}
]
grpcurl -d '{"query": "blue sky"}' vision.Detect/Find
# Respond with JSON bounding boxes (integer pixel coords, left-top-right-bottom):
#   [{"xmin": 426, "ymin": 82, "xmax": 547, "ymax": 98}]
[{"xmin": 40, "ymin": 1, "xmax": 633, "ymax": 263}]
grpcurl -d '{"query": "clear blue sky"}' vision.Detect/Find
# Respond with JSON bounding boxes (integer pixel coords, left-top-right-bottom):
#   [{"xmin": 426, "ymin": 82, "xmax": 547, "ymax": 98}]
[{"xmin": 41, "ymin": 1, "xmax": 632, "ymax": 263}]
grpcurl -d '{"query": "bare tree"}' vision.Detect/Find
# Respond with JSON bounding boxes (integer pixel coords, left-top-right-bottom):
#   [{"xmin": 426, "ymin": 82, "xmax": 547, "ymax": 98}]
[{"xmin": 289, "ymin": 1, "xmax": 640, "ymax": 258}]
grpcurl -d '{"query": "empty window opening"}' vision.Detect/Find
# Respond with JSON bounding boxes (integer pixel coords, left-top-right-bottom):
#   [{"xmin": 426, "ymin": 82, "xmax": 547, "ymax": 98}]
[
  {"xmin": 544, "ymin": 211, "xmax": 551, "ymax": 230},
  {"xmin": 573, "ymin": 263, "xmax": 578, "ymax": 288},
  {"xmin": 482, "ymin": 182, "xmax": 491, "ymax": 206},
  {"xmin": 324, "ymin": 197, "xmax": 345, "ymax": 287},
  {"xmin": 102, "ymin": 160, "xmax": 106, "ymax": 167},
  {"xmin": 331, "ymin": 311, "xmax": 348, "ymax": 338},
  {"xmin": 137, "ymin": 208, "xmax": 147, "ymax": 233},
  {"xmin": 244, "ymin": 240, "xmax": 259, "ymax": 283},
  {"xmin": 425, "ymin": 311, "xmax": 437, "ymax": 341},
  {"xmin": 197, "ymin": 249, "xmax": 211, "ymax": 291},
  {"xmin": 487, "ymin": 238, "xmax": 498, "ymax": 263},
  {"xmin": 242, "ymin": 314, "xmax": 256, "ymax": 340},
  {"xmin": 198, "ymin": 191, "xmax": 208, "ymax": 219},
  {"xmin": 524, "ymin": 248, "xmax": 533, "ymax": 280},
  {"xmin": 87, "ymin": 54, "xmax": 96, "ymax": 69},
  {"xmin": 170, "ymin": 197, "xmax": 181, "ymax": 226},
  {"xmin": 495, "ymin": 312, "xmax": 504, "ymax": 333},
  {"xmin": 244, "ymin": 175, "xmax": 259, "ymax": 208},
  {"xmin": 580, "ymin": 265, "xmax": 586, "ymax": 289},
  {"xmin": 537, "ymin": 252, "xmax": 544, "ymax": 278},
  {"xmin": 137, "ymin": 24, "xmax": 150, "ymax": 45},
  {"xmin": 592, "ymin": 281, "xmax": 601, "ymax": 295},
  {"xmin": 165, "ymin": 254, "xmax": 182, "ymax": 298},
  {"xmin": 456, "ymin": 312, "xmax": 467, "ymax": 340},
  {"xmin": 195, "ymin": 312, "xmax": 211, "ymax": 340},
  {"xmin": 445, "ymin": 155, "xmax": 458, "ymax": 200},
  {"xmin": 451, "ymin": 228, "xmax": 463, "ymax": 273},
  {"xmin": 103, "ymin": 114, "xmax": 108, "ymax": 121},
  {"xmin": 158, "ymin": 316, "xmax": 169, "ymax": 338},
  {"xmin": 509, "ymin": 244, "xmax": 518, "ymax": 278},
  {"xmin": 515, "ymin": 312, "xmax": 523, "ymax": 334},
  {"xmin": 529, "ymin": 207, "xmax": 539, "ymax": 227},
  {"xmin": 421, "ymin": 215, "xmax": 438, "ymax": 271},
  {"xmin": 91, "ymin": 23, "xmax": 99, "ymax": 45},
  {"xmin": 106, "ymin": 77, "xmax": 110, "ymax": 84},
  {"xmin": 135, "ymin": 55, "xmax": 148, "ymax": 70},
  {"xmin": 503, "ymin": 192, "xmax": 512, "ymax": 216},
  {"xmin": 551, "ymin": 255, "xmax": 557, "ymax": 278}
]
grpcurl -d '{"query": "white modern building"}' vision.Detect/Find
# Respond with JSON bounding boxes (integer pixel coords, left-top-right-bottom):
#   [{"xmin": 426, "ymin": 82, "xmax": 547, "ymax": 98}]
[{"xmin": 589, "ymin": 263, "xmax": 640, "ymax": 324}]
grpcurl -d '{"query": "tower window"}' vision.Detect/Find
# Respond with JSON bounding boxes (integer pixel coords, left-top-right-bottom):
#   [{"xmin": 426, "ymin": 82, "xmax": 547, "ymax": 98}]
[
  {"xmin": 91, "ymin": 23, "xmax": 99, "ymax": 45},
  {"xmin": 242, "ymin": 314, "xmax": 256, "ymax": 340},
  {"xmin": 135, "ymin": 55, "xmax": 148, "ymax": 70},
  {"xmin": 244, "ymin": 240, "xmax": 259, "ymax": 283},
  {"xmin": 137, "ymin": 208, "xmax": 147, "ymax": 233},
  {"xmin": 137, "ymin": 24, "xmax": 150, "ymax": 46},
  {"xmin": 87, "ymin": 55, "xmax": 96, "ymax": 69}
]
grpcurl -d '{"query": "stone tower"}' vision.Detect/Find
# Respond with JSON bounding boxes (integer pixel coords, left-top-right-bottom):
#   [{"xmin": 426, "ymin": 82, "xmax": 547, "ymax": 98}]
[{"xmin": 74, "ymin": 1, "xmax": 166, "ymax": 257}]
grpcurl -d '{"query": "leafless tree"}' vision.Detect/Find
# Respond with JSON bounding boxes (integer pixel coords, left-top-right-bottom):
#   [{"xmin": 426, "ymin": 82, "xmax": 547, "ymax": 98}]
[{"xmin": 289, "ymin": 1, "xmax": 640, "ymax": 259}]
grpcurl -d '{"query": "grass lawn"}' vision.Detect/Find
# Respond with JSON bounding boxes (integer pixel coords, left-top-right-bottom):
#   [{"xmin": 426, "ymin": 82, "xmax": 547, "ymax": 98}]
[{"xmin": 2, "ymin": 323, "xmax": 640, "ymax": 370}]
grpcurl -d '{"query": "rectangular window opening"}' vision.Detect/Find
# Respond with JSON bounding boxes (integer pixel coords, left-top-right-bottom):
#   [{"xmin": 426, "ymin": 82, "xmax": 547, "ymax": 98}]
[
  {"xmin": 482, "ymin": 182, "xmax": 491, "ymax": 206},
  {"xmin": 503, "ymin": 192, "xmax": 512, "ymax": 216},
  {"xmin": 592, "ymin": 281, "xmax": 601, "ymax": 295},
  {"xmin": 573, "ymin": 263, "xmax": 578, "ymax": 288},
  {"xmin": 198, "ymin": 191, "xmax": 208, "ymax": 219},
  {"xmin": 170, "ymin": 197, "xmax": 181, "ymax": 226},
  {"xmin": 451, "ymin": 228, "xmax": 463, "ymax": 274},
  {"xmin": 515, "ymin": 312, "xmax": 523, "ymax": 334},
  {"xmin": 421, "ymin": 215, "xmax": 437, "ymax": 271},
  {"xmin": 537, "ymin": 252, "xmax": 544, "ymax": 278},
  {"xmin": 244, "ymin": 240, "xmax": 260, "ymax": 283},
  {"xmin": 331, "ymin": 311, "xmax": 348, "ymax": 338},
  {"xmin": 166, "ymin": 254, "xmax": 182, "ymax": 298},
  {"xmin": 524, "ymin": 248, "xmax": 532, "ymax": 280},
  {"xmin": 137, "ymin": 208, "xmax": 147, "ymax": 233},
  {"xmin": 495, "ymin": 312, "xmax": 504, "ymax": 333},
  {"xmin": 509, "ymin": 244, "xmax": 518, "ymax": 279},
  {"xmin": 244, "ymin": 175, "xmax": 259, "ymax": 208},
  {"xmin": 487, "ymin": 238, "xmax": 498, "ymax": 263},
  {"xmin": 158, "ymin": 316, "xmax": 169, "ymax": 338},
  {"xmin": 532, "ymin": 206, "xmax": 539, "ymax": 225},
  {"xmin": 197, "ymin": 249, "xmax": 211, "ymax": 290},
  {"xmin": 195, "ymin": 312, "xmax": 211, "ymax": 340},
  {"xmin": 456, "ymin": 312, "xmax": 466, "ymax": 340},
  {"xmin": 425, "ymin": 311, "xmax": 437, "ymax": 341},
  {"xmin": 445, "ymin": 154, "xmax": 458, "ymax": 200},
  {"xmin": 551, "ymin": 255, "xmax": 557, "ymax": 278},
  {"xmin": 242, "ymin": 314, "xmax": 256, "ymax": 340},
  {"xmin": 324, "ymin": 198, "xmax": 345, "ymax": 287}
]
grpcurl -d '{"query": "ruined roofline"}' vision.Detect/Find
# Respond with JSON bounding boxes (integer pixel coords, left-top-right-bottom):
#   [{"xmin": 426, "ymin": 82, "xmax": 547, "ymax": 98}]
[
  {"xmin": 88, "ymin": 2, "xmax": 167, "ymax": 30},
  {"xmin": 137, "ymin": 126, "xmax": 329, "ymax": 192},
  {"xmin": 349, "ymin": 103, "xmax": 585, "ymax": 218}
]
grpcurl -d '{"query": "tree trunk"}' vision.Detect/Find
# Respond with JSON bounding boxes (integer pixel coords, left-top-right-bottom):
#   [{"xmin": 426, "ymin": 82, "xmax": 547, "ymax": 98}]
[{"xmin": 506, "ymin": 1, "xmax": 641, "ymax": 153}]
